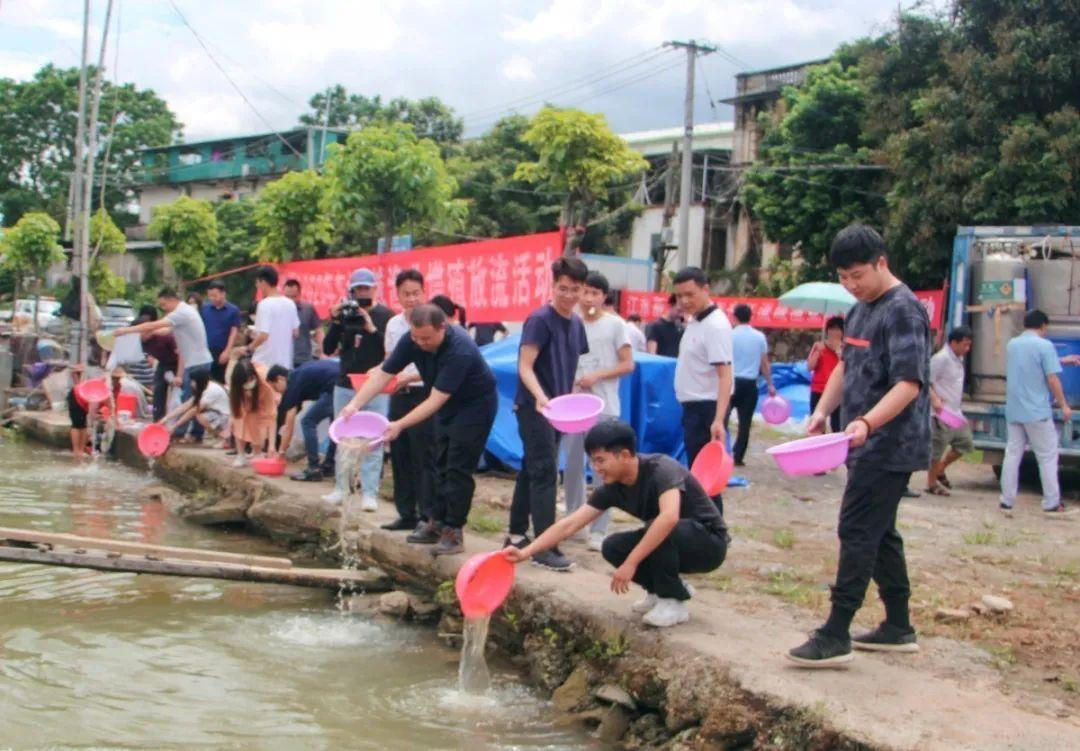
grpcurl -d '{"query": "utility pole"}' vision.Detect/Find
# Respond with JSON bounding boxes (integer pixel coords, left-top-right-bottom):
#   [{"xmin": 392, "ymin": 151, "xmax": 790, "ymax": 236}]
[
  {"xmin": 318, "ymin": 86, "xmax": 333, "ymax": 168},
  {"xmin": 71, "ymin": 0, "xmax": 92, "ymax": 365},
  {"xmin": 664, "ymin": 39, "xmax": 716, "ymax": 272}
]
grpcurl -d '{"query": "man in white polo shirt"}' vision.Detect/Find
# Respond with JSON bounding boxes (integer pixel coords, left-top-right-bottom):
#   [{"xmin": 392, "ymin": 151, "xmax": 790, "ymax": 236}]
[
  {"xmin": 926, "ymin": 325, "xmax": 974, "ymax": 495},
  {"xmin": 673, "ymin": 267, "xmax": 733, "ymax": 511}
]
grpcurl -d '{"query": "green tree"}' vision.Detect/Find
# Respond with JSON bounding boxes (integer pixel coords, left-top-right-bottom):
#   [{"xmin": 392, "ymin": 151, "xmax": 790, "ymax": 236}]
[
  {"xmin": 253, "ymin": 170, "xmax": 333, "ymax": 261},
  {"xmin": 212, "ymin": 199, "xmax": 259, "ymax": 273},
  {"xmin": 741, "ymin": 61, "xmax": 888, "ymax": 279},
  {"xmin": 0, "ymin": 211, "xmax": 64, "ymax": 329},
  {"xmin": 0, "ymin": 64, "xmax": 181, "ymax": 226},
  {"xmin": 514, "ymin": 107, "xmax": 648, "ymax": 254},
  {"xmin": 147, "ymin": 196, "xmax": 217, "ymax": 281},
  {"xmin": 324, "ymin": 122, "xmax": 463, "ymax": 254},
  {"xmin": 299, "ymin": 85, "xmax": 463, "ymax": 144},
  {"xmin": 88, "ymin": 208, "xmax": 127, "ymax": 299}
]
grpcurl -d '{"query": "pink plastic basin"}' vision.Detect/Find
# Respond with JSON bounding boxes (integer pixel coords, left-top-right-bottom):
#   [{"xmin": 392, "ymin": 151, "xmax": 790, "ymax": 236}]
[
  {"xmin": 541, "ymin": 394, "xmax": 604, "ymax": 434},
  {"xmin": 456, "ymin": 552, "xmax": 515, "ymax": 618},
  {"xmin": 691, "ymin": 440, "xmax": 735, "ymax": 496},
  {"xmin": 137, "ymin": 424, "xmax": 171, "ymax": 458},
  {"xmin": 251, "ymin": 456, "xmax": 287, "ymax": 476},
  {"xmin": 76, "ymin": 378, "xmax": 110, "ymax": 406},
  {"xmin": 766, "ymin": 433, "xmax": 852, "ymax": 477},
  {"xmin": 328, "ymin": 411, "xmax": 390, "ymax": 445},
  {"xmin": 936, "ymin": 407, "xmax": 967, "ymax": 430},
  {"xmin": 348, "ymin": 373, "xmax": 399, "ymax": 394},
  {"xmin": 760, "ymin": 395, "xmax": 791, "ymax": 425}
]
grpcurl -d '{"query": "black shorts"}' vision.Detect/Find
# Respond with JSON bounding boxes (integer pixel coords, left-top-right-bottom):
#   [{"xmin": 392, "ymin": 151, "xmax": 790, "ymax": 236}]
[{"xmin": 67, "ymin": 390, "xmax": 88, "ymax": 430}]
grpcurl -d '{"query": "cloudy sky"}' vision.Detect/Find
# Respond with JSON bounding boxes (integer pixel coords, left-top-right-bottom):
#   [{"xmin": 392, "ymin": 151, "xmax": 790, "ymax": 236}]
[{"xmin": 1, "ymin": 0, "xmax": 925, "ymax": 142}]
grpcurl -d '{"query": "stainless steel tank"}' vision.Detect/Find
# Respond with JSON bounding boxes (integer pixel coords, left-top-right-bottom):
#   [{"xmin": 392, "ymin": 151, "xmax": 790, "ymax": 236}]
[{"xmin": 970, "ymin": 250, "xmax": 1027, "ymax": 402}]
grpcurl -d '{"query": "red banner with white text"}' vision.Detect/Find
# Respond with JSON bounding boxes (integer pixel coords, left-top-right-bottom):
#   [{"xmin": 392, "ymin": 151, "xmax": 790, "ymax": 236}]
[
  {"xmin": 275, "ymin": 231, "xmax": 562, "ymax": 320},
  {"xmin": 620, "ymin": 289, "xmax": 946, "ymax": 330}
]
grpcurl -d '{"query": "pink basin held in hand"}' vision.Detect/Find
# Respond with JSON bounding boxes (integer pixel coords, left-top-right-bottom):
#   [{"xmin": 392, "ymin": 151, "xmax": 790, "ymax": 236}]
[
  {"xmin": 328, "ymin": 411, "xmax": 390, "ymax": 444},
  {"xmin": 691, "ymin": 440, "xmax": 735, "ymax": 496},
  {"xmin": 936, "ymin": 406, "xmax": 967, "ymax": 430},
  {"xmin": 760, "ymin": 395, "xmax": 791, "ymax": 425},
  {"xmin": 541, "ymin": 394, "xmax": 604, "ymax": 434},
  {"xmin": 456, "ymin": 551, "xmax": 516, "ymax": 618},
  {"xmin": 137, "ymin": 424, "xmax": 171, "ymax": 458},
  {"xmin": 766, "ymin": 433, "xmax": 852, "ymax": 477}
]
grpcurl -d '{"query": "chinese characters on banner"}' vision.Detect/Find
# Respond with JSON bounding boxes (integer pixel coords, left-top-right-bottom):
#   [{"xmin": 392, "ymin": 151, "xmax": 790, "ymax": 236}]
[
  {"xmin": 620, "ymin": 289, "xmax": 947, "ymax": 330},
  {"xmin": 274, "ymin": 231, "xmax": 562, "ymax": 319}
]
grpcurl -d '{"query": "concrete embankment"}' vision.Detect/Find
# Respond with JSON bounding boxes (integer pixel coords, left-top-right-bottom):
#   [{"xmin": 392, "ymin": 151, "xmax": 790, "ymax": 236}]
[{"xmin": 14, "ymin": 410, "xmax": 1080, "ymax": 750}]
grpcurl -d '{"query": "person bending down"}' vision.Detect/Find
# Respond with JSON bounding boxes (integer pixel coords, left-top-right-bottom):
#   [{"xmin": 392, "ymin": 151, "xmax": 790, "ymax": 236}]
[
  {"xmin": 503, "ymin": 420, "xmax": 729, "ymax": 628},
  {"xmin": 158, "ymin": 368, "xmax": 232, "ymax": 443}
]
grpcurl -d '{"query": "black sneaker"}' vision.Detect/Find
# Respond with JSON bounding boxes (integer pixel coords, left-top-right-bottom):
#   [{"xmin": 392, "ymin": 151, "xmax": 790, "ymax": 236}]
[
  {"xmin": 407, "ymin": 520, "xmax": 441, "ymax": 545},
  {"xmin": 786, "ymin": 630, "xmax": 854, "ymax": 668},
  {"xmin": 532, "ymin": 548, "xmax": 574, "ymax": 572},
  {"xmin": 290, "ymin": 467, "xmax": 324, "ymax": 482},
  {"xmin": 432, "ymin": 526, "xmax": 465, "ymax": 556},
  {"xmin": 852, "ymin": 622, "xmax": 919, "ymax": 653},
  {"xmin": 381, "ymin": 516, "xmax": 418, "ymax": 531},
  {"xmin": 938, "ymin": 473, "xmax": 952, "ymax": 489},
  {"xmin": 503, "ymin": 534, "xmax": 531, "ymax": 550}
]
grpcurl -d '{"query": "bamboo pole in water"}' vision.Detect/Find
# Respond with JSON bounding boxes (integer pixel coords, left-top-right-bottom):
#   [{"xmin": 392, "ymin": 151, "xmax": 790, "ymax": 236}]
[{"xmin": 0, "ymin": 527, "xmax": 293, "ymax": 569}]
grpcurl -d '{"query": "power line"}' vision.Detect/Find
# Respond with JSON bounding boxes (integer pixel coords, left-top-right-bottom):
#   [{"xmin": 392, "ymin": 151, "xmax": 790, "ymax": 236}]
[
  {"xmin": 166, "ymin": 0, "xmax": 305, "ymax": 161},
  {"xmin": 561, "ymin": 59, "xmax": 685, "ymax": 109},
  {"xmin": 697, "ymin": 57, "xmax": 719, "ymax": 119}
]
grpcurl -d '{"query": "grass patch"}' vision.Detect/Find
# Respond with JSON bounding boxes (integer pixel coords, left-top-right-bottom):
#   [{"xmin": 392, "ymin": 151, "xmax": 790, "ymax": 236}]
[
  {"xmin": 760, "ymin": 571, "xmax": 820, "ymax": 607},
  {"xmin": 702, "ymin": 572, "xmax": 733, "ymax": 591},
  {"xmin": 963, "ymin": 530, "xmax": 996, "ymax": 545},
  {"xmin": 961, "ymin": 450, "xmax": 984, "ymax": 464},
  {"xmin": 467, "ymin": 508, "xmax": 503, "ymax": 535},
  {"xmin": 773, "ymin": 529, "xmax": 796, "ymax": 549},
  {"xmin": 1056, "ymin": 562, "xmax": 1080, "ymax": 579},
  {"xmin": 986, "ymin": 643, "xmax": 1017, "ymax": 668}
]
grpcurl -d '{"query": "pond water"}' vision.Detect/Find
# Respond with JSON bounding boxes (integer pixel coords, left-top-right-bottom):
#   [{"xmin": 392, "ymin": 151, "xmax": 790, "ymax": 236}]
[{"xmin": 0, "ymin": 440, "xmax": 596, "ymax": 750}]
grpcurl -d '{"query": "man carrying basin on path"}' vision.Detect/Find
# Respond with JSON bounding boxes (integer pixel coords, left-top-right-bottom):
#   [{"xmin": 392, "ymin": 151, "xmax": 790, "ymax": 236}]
[
  {"xmin": 727, "ymin": 303, "xmax": 777, "ymax": 466},
  {"xmin": 504, "ymin": 420, "xmax": 729, "ymax": 628},
  {"xmin": 562, "ymin": 271, "xmax": 634, "ymax": 553},
  {"xmin": 340, "ymin": 304, "xmax": 498, "ymax": 557},
  {"xmin": 506, "ymin": 257, "xmax": 590, "ymax": 573},
  {"xmin": 926, "ymin": 326, "xmax": 974, "ymax": 496},
  {"xmin": 788, "ymin": 224, "xmax": 930, "ymax": 668}
]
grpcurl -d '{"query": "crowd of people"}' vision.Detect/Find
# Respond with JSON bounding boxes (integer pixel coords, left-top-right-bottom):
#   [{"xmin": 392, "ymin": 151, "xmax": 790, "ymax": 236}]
[{"xmin": 63, "ymin": 223, "xmax": 1076, "ymax": 650}]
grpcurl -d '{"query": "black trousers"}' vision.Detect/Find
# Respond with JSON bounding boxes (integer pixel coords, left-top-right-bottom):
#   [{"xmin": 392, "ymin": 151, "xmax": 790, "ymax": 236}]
[
  {"xmin": 388, "ymin": 388, "xmax": 437, "ymax": 523},
  {"xmin": 509, "ymin": 405, "xmax": 560, "ymax": 537},
  {"xmin": 433, "ymin": 414, "xmax": 495, "ymax": 529},
  {"xmin": 602, "ymin": 520, "xmax": 728, "ymax": 600},
  {"xmin": 680, "ymin": 400, "xmax": 724, "ymax": 514},
  {"xmin": 209, "ymin": 349, "xmax": 227, "ymax": 384},
  {"xmin": 152, "ymin": 362, "xmax": 170, "ymax": 421},
  {"xmin": 809, "ymin": 391, "xmax": 842, "ymax": 433},
  {"xmin": 724, "ymin": 377, "xmax": 759, "ymax": 464},
  {"xmin": 830, "ymin": 465, "xmax": 912, "ymax": 620}
]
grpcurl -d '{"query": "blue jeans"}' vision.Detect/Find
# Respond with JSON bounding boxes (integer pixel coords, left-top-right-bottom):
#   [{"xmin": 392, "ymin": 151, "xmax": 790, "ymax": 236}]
[
  {"xmin": 333, "ymin": 385, "xmax": 389, "ymax": 497},
  {"xmin": 301, "ymin": 389, "xmax": 336, "ymax": 469},
  {"xmin": 176, "ymin": 362, "xmax": 212, "ymax": 439}
]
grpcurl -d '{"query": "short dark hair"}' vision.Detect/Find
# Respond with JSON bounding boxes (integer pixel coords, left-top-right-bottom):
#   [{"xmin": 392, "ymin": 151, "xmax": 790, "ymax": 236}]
[
  {"xmin": 948, "ymin": 325, "xmax": 973, "ymax": 343},
  {"xmin": 395, "ymin": 268, "xmax": 424, "ymax": 288},
  {"xmin": 829, "ymin": 224, "xmax": 887, "ymax": 269},
  {"xmin": 672, "ymin": 267, "xmax": 708, "ymax": 287},
  {"xmin": 628, "ymin": 313, "xmax": 642, "ymax": 323},
  {"xmin": 584, "ymin": 420, "xmax": 638, "ymax": 456},
  {"xmin": 1024, "ymin": 309, "xmax": 1049, "ymax": 329},
  {"xmin": 208, "ymin": 280, "xmax": 226, "ymax": 292},
  {"xmin": 825, "ymin": 315, "xmax": 845, "ymax": 332},
  {"xmin": 604, "ymin": 291, "xmax": 617, "ymax": 307},
  {"xmin": 267, "ymin": 364, "xmax": 290, "ymax": 383},
  {"xmin": 584, "ymin": 271, "xmax": 609, "ymax": 294},
  {"xmin": 157, "ymin": 287, "xmax": 178, "ymax": 300},
  {"xmin": 138, "ymin": 304, "xmax": 158, "ymax": 321},
  {"xmin": 551, "ymin": 256, "xmax": 588, "ymax": 284},
  {"xmin": 429, "ymin": 295, "xmax": 456, "ymax": 319},
  {"xmin": 256, "ymin": 265, "xmax": 279, "ymax": 287},
  {"xmin": 733, "ymin": 304, "xmax": 752, "ymax": 324},
  {"xmin": 283, "ymin": 278, "xmax": 301, "ymax": 292},
  {"xmin": 409, "ymin": 303, "xmax": 446, "ymax": 328}
]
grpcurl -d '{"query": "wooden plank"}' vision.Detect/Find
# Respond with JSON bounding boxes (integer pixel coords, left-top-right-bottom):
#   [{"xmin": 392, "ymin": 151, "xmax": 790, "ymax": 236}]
[
  {"xmin": 0, "ymin": 526, "xmax": 293, "ymax": 569},
  {"xmin": 0, "ymin": 545, "xmax": 392, "ymax": 591}
]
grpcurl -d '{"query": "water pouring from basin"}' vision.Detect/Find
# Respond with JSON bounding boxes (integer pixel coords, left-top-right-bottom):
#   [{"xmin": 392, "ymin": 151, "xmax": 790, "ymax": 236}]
[{"xmin": 455, "ymin": 552, "xmax": 516, "ymax": 694}]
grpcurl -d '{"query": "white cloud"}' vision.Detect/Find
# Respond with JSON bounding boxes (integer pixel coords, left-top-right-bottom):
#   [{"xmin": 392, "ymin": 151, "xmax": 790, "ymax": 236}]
[
  {"xmin": 503, "ymin": 0, "xmax": 616, "ymax": 42},
  {"xmin": 500, "ymin": 55, "xmax": 536, "ymax": 81}
]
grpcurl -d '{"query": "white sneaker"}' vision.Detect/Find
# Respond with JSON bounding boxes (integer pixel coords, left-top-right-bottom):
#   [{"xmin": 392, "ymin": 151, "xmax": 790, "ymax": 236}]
[
  {"xmin": 322, "ymin": 489, "xmax": 344, "ymax": 504},
  {"xmin": 587, "ymin": 531, "xmax": 605, "ymax": 551},
  {"xmin": 231, "ymin": 455, "xmax": 249, "ymax": 468},
  {"xmin": 683, "ymin": 580, "xmax": 696, "ymax": 598},
  {"xmin": 631, "ymin": 593, "xmax": 658, "ymax": 614},
  {"xmin": 642, "ymin": 598, "xmax": 690, "ymax": 628},
  {"xmin": 360, "ymin": 494, "xmax": 378, "ymax": 512}
]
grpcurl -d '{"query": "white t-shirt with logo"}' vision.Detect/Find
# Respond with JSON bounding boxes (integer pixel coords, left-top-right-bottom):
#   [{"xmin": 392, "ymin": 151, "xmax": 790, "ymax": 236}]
[
  {"xmin": 253, "ymin": 295, "xmax": 301, "ymax": 370},
  {"xmin": 675, "ymin": 306, "xmax": 734, "ymax": 403},
  {"xmin": 575, "ymin": 312, "xmax": 631, "ymax": 417}
]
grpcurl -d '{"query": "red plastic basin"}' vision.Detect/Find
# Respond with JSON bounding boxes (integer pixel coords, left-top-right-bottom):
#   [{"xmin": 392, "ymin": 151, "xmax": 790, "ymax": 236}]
[
  {"xmin": 456, "ymin": 552, "xmax": 515, "ymax": 619},
  {"xmin": 348, "ymin": 373, "xmax": 398, "ymax": 394},
  {"xmin": 251, "ymin": 456, "xmax": 287, "ymax": 476},
  {"xmin": 137, "ymin": 424, "xmax": 171, "ymax": 458},
  {"xmin": 76, "ymin": 378, "xmax": 110, "ymax": 407},
  {"xmin": 690, "ymin": 440, "xmax": 735, "ymax": 496}
]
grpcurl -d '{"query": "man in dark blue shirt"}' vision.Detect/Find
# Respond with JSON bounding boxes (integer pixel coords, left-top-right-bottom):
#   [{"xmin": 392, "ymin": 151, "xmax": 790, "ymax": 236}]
[
  {"xmin": 508, "ymin": 256, "xmax": 589, "ymax": 573},
  {"xmin": 341, "ymin": 304, "xmax": 498, "ymax": 557},
  {"xmin": 200, "ymin": 280, "xmax": 242, "ymax": 383},
  {"xmin": 788, "ymin": 224, "xmax": 930, "ymax": 668},
  {"xmin": 268, "ymin": 358, "xmax": 340, "ymax": 480}
]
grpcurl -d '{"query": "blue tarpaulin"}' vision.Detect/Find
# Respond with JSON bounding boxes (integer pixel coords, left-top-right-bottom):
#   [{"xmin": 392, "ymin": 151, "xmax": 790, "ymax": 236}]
[{"xmin": 481, "ymin": 336, "xmax": 813, "ymax": 470}]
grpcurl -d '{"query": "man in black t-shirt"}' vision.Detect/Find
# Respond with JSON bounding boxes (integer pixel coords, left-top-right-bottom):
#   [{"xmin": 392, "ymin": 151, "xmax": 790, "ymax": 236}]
[
  {"xmin": 341, "ymin": 304, "xmax": 498, "ymax": 557},
  {"xmin": 646, "ymin": 294, "xmax": 683, "ymax": 357},
  {"xmin": 788, "ymin": 224, "xmax": 930, "ymax": 668},
  {"xmin": 504, "ymin": 421, "xmax": 728, "ymax": 628}
]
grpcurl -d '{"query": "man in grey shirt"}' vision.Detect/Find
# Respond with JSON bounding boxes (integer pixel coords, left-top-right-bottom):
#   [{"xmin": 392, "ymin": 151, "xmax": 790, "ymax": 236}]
[{"xmin": 284, "ymin": 278, "xmax": 323, "ymax": 366}]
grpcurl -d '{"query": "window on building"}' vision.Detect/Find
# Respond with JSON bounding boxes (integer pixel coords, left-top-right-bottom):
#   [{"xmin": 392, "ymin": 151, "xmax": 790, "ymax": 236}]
[
  {"xmin": 178, "ymin": 148, "xmax": 203, "ymax": 166},
  {"xmin": 245, "ymin": 139, "xmax": 270, "ymax": 159},
  {"xmin": 282, "ymin": 131, "xmax": 306, "ymax": 157}
]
